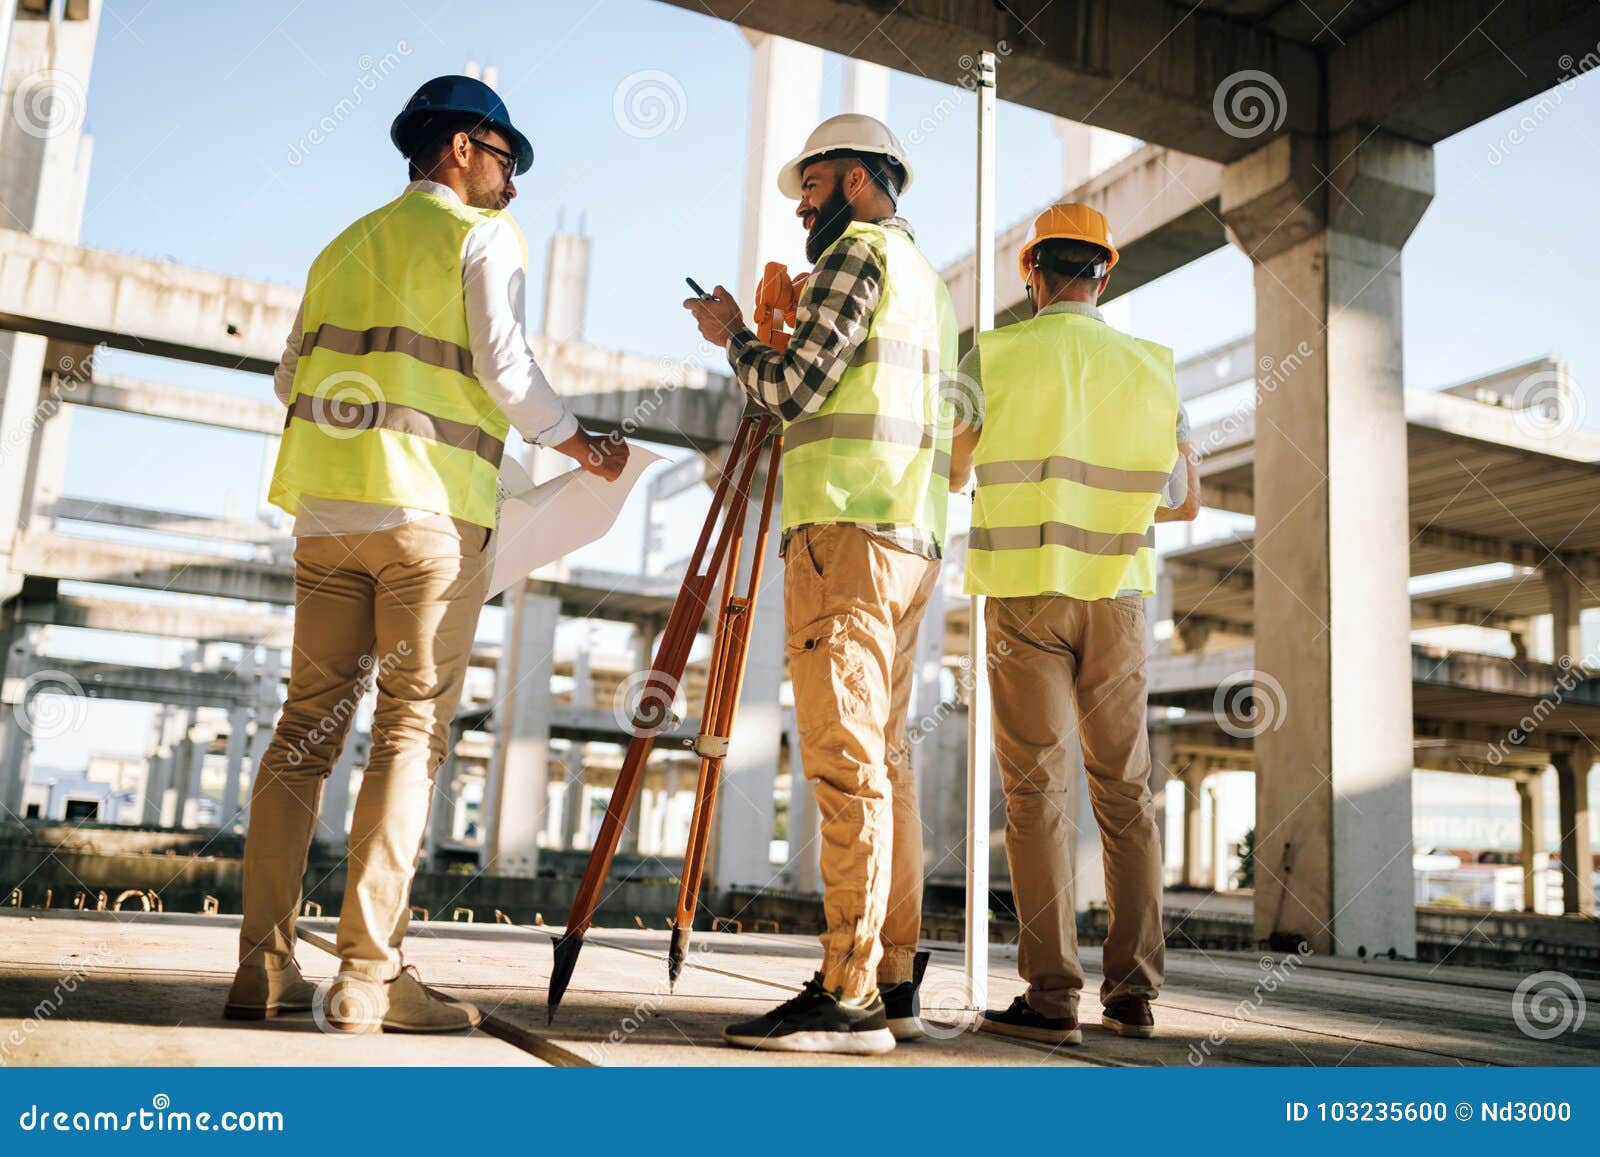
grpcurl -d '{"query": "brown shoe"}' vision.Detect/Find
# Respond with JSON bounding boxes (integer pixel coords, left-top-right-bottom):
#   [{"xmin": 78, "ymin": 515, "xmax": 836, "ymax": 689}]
[
  {"xmin": 1102, "ymin": 996, "xmax": 1155, "ymax": 1038},
  {"xmin": 323, "ymin": 965, "xmax": 482, "ymax": 1034},
  {"xmin": 978, "ymin": 995, "xmax": 1082, "ymax": 1045},
  {"xmin": 223, "ymin": 960, "xmax": 317, "ymax": 1020}
]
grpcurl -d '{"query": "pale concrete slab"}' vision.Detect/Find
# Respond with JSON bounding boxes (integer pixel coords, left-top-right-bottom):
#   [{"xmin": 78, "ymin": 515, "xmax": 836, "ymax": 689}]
[{"xmin": 0, "ymin": 911, "xmax": 542, "ymax": 1067}]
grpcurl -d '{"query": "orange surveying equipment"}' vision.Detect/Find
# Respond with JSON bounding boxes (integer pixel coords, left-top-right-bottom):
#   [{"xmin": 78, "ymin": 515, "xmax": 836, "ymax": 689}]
[{"xmin": 546, "ymin": 262, "xmax": 806, "ymax": 1020}]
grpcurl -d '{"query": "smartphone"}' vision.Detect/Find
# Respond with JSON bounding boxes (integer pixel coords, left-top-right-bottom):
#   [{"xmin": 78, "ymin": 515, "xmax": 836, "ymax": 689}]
[{"xmin": 685, "ymin": 277, "xmax": 715, "ymax": 301}]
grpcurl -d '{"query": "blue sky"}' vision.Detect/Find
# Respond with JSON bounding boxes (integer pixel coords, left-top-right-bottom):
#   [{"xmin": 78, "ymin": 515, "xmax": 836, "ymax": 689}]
[{"xmin": 37, "ymin": 1, "xmax": 1600, "ymax": 843}]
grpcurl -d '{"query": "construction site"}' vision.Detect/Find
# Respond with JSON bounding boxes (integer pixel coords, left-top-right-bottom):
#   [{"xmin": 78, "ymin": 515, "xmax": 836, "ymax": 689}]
[{"xmin": 2, "ymin": 0, "xmax": 1599, "ymax": 1069}]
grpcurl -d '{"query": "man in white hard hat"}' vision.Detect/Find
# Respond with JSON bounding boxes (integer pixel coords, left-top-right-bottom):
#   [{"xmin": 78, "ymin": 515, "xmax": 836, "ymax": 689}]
[
  {"xmin": 685, "ymin": 113, "xmax": 955, "ymax": 1055},
  {"xmin": 950, "ymin": 203, "xmax": 1199, "ymax": 1047}
]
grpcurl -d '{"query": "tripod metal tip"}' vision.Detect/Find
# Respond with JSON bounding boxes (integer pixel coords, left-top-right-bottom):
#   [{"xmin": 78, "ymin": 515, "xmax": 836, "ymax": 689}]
[
  {"xmin": 546, "ymin": 931, "xmax": 585, "ymax": 1023},
  {"xmin": 667, "ymin": 924, "xmax": 691, "ymax": 990}
]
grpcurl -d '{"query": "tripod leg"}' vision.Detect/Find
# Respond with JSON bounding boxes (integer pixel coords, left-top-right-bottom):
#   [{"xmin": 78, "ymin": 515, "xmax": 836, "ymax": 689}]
[
  {"xmin": 666, "ymin": 434, "xmax": 783, "ymax": 988},
  {"xmin": 547, "ymin": 416, "xmax": 771, "ymax": 1021}
]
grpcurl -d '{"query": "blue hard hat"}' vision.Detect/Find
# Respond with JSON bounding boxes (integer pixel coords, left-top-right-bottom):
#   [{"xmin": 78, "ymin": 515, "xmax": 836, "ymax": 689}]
[{"xmin": 391, "ymin": 74, "xmax": 534, "ymax": 175}]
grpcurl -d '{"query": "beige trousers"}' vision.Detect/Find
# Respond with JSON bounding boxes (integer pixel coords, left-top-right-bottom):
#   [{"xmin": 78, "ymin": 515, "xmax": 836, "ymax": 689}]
[
  {"xmin": 237, "ymin": 514, "xmax": 490, "ymax": 981},
  {"xmin": 987, "ymin": 593, "xmax": 1165, "ymax": 1016},
  {"xmin": 785, "ymin": 524, "xmax": 939, "ymax": 999}
]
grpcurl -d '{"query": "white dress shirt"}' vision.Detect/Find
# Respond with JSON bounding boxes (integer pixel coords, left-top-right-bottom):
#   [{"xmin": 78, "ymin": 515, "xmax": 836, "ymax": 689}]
[{"xmin": 274, "ymin": 180, "xmax": 579, "ymax": 536}]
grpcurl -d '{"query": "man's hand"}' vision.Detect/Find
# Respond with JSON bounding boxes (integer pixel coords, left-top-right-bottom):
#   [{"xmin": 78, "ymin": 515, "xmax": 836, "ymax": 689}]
[
  {"xmin": 682, "ymin": 285, "xmax": 746, "ymax": 346},
  {"xmin": 554, "ymin": 427, "xmax": 630, "ymax": 482}
]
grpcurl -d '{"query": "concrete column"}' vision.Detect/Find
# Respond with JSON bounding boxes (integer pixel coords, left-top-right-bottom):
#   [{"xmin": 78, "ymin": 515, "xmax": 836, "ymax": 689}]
[
  {"xmin": 706, "ymin": 488, "xmax": 783, "ymax": 897},
  {"xmin": 317, "ymin": 730, "xmax": 360, "ymax": 847},
  {"xmin": 737, "ymin": 31, "xmax": 821, "ymax": 306},
  {"xmin": 220, "ymin": 705, "xmax": 250, "ymax": 831},
  {"xmin": 0, "ymin": 3, "xmax": 98, "ymax": 602},
  {"xmin": 1148, "ymin": 726, "xmax": 1176, "ymax": 865},
  {"xmin": 0, "ymin": 619, "xmax": 39, "ymax": 817},
  {"xmin": 1181, "ymin": 769, "xmax": 1209, "ymax": 889},
  {"xmin": 425, "ymin": 718, "xmax": 465, "ymax": 861},
  {"xmin": 559, "ymin": 748, "xmax": 586, "ymax": 850},
  {"xmin": 242, "ymin": 648, "xmax": 282, "ymax": 831},
  {"xmin": 1516, "ymin": 774, "xmax": 1545, "ymax": 914},
  {"xmin": 1551, "ymin": 750, "xmax": 1595, "ymax": 916},
  {"xmin": 657, "ymin": 760, "xmax": 680, "ymax": 855},
  {"xmin": 541, "ymin": 229, "xmax": 590, "ymax": 343},
  {"xmin": 841, "ymin": 57, "xmax": 888, "ymax": 121},
  {"xmin": 485, "ymin": 588, "xmax": 559, "ymax": 876},
  {"xmin": 1543, "ymin": 567, "xmax": 1585, "ymax": 668},
  {"xmin": 786, "ymin": 711, "xmax": 820, "ymax": 893},
  {"xmin": 910, "ymin": 572, "xmax": 945, "ymax": 862},
  {"xmin": 1221, "ymin": 129, "xmax": 1433, "ymax": 957}
]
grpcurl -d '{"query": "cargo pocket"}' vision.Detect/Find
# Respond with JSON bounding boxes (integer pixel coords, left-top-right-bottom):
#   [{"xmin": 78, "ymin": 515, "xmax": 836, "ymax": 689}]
[{"xmin": 786, "ymin": 614, "xmax": 875, "ymax": 745}]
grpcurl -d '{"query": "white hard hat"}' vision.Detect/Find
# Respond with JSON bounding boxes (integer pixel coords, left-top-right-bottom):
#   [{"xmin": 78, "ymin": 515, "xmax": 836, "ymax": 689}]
[{"xmin": 777, "ymin": 113, "xmax": 914, "ymax": 200}]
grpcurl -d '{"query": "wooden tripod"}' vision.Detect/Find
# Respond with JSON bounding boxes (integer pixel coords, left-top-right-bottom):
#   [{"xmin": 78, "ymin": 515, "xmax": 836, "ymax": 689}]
[{"xmin": 545, "ymin": 262, "xmax": 803, "ymax": 1021}]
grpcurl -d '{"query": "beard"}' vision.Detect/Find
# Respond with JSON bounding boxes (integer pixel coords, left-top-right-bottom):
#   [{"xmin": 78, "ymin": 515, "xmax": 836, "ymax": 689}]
[{"xmin": 804, "ymin": 184, "xmax": 855, "ymax": 263}]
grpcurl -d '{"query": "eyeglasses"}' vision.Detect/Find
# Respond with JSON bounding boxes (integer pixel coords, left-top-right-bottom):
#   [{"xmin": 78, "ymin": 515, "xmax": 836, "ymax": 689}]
[{"xmin": 469, "ymin": 136, "xmax": 516, "ymax": 178}]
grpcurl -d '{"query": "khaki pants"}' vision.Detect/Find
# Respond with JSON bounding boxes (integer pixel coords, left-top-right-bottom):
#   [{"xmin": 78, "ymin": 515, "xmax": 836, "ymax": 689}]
[
  {"xmin": 237, "ymin": 515, "xmax": 490, "ymax": 981},
  {"xmin": 987, "ymin": 593, "xmax": 1164, "ymax": 1016},
  {"xmin": 785, "ymin": 524, "xmax": 939, "ymax": 999}
]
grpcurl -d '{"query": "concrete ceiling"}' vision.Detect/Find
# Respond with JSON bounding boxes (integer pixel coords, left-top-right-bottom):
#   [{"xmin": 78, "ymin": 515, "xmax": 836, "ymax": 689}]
[{"xmin": 654, "ymin": 0, "xmax": 1600, "ymax": 162}]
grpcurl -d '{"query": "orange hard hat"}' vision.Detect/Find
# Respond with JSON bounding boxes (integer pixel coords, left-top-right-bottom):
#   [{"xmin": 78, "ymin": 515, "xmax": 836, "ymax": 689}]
[{"xmin": 1017, "ymin": 202, "xmax": 1118, "ymax": 285}]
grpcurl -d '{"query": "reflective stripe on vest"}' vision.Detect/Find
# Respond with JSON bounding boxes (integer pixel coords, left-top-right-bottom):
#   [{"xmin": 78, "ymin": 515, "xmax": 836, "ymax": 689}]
[
  {"xmin": 964, "ymin": 310, "xmax": 1177, "ymax": 600},
  {"xmin": 779, "ymin": 220, "xmax": 957, "ymax": 546},
  {"xmin": 268, "ymin": 190, "xmax": 517, "ymax": 529}
]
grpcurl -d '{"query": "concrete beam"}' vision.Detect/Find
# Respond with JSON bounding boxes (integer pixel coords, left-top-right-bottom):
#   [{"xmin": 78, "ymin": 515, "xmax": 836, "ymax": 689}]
[
  {"xmin": 656, "ymin": 0, "xmax": 1321, "ymax": 162},
  {"xmin": 1332, "ymin": 0, "xmax": 1600, "ymax": 147},
  {"xmin": 62, "ymin": 372, "xmax": 282, "ymax": 434},
  {"xmin": 943, "ymin": 145, "xmax": 1224, "ymax": 336},
  {"xmin": 48, "ymin": 497, "xmax": 283, "ymax": 544},
  {"xmin": 10, "ymin": 533, "xmax": 295, "ymax": 605},
  {"xmin": 23, "ymin": 656, "xmax": 254, "ymax": 709},
  {"xmin": 15, "ymin": 595, "xmax": 293, "ymax": 648},
  {"xmin": 0, "ymin": 229, "xmax": 299, "ymax": 372}
]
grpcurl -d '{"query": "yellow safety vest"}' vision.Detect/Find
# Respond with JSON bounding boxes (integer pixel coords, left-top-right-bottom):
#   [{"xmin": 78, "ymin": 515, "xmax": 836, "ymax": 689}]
[
  {"xmin": 965, "ymin": 311, "xmax": 1177, "ymax": 599},
  {"xmin": 269, "ymin": 189, "xmax": 519, "ymax": 529},
  {"xmin": 780, "ymin": 220, "xmax": 957, "ymax": 547}
]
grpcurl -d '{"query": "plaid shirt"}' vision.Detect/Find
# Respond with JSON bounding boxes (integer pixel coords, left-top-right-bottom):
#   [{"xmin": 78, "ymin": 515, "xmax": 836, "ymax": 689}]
[{"xmin": 724, "ymin": 216, "xmax": 940, "ymax": 560}]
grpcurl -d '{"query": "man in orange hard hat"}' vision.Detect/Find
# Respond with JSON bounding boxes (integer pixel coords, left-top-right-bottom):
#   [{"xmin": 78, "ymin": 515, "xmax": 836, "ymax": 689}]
[{"xmin": 949, "ymin": 202, "xmax": 1199, "ymax": 1046}]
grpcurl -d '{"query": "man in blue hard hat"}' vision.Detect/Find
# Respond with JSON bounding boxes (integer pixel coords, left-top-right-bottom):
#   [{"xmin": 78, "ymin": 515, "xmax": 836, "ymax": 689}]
[{"xmin": 226, "ymin": 75, "xmax": 628, "ymax": 1034}]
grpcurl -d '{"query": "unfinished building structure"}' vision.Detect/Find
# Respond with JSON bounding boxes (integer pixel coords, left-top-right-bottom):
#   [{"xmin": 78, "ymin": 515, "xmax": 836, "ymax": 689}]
[{"xmin": 0, "ymin": 0, "xmax": 1596, "ymax": 974}]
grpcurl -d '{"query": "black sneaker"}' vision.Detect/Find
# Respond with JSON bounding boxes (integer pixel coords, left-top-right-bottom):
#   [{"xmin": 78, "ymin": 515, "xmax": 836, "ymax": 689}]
[
  {"xmin": 1102, "ymin": 996, "xmax": 1155, "ymax": 1038},
  {"xmin": 723, "ymin": 974, "xmax": 895, "ymax": 1056},
  {"xmin": 880, "ymin": 950, "xmax": 931, "ymax": 1041},
  {"xmin": 979, "ymin": 994, "xmax": 1082, "ymax": 1045}
]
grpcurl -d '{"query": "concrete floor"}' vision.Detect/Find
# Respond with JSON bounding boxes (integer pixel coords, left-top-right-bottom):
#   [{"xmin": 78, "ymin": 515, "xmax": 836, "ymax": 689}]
[{"xmin": 2, "ymin": 909, "xmax": 1595, "ymax": 1067}]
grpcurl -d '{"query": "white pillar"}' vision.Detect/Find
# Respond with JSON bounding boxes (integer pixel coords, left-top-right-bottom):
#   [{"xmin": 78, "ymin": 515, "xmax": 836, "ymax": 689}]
[
  {"xmin": 426, "ymin": 718, "xmax": 465, "ymax": 861},
  {"xmin": 1551, "ymin": 750, "xmax": 1595, "ymax": 916},
  {"xmin": 737, "ymin": 31, "xmax": 821, "ymax": 304},
  {"xmin": 1516, "ymin": 774, "xmax": 1544, "ymax": 914},
  {"xmin": 485, "ymin": 588, "xmax": 559, "ymax": 876},
  {"xmin": 0, "ymin": 2, "xmax": 98, "ymax": 602},
  {"xmin": 317, "ymin": 729, "xmax": 361, "ymax": 847},
  {"xmin": 541, "ymin": 228, "xmax": 591, "ymax": 343},
  {"xmin": 841, "ymin": 57, "xmax": 888, "ymax": 121},
  {"xmin": 242, "ymin": 648, "xmax": 282, "ymax": 831},
  {"xmin": 1222, "ymin": 130, "xmax": 1432, "ymax": 957},
  {"xmin": 559, "ymin": 747, "xmax": 586, "ymax": 850},
  {"xmin": 220, "ymin": 705, "xmax": 250, "ymax": 831},
  {"xmin": 707, "ymin": 487, "xmax": 783, "ymax": 896},
  {"xmin": 786, "ymin": 712, "xmax": 820, "ymax": 893}
]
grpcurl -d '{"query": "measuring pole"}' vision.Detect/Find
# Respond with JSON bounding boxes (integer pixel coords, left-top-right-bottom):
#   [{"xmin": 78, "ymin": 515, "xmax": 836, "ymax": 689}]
[{"xmin": 964, "ymin": 48, "xmax": 996, "ymax": 1018}]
